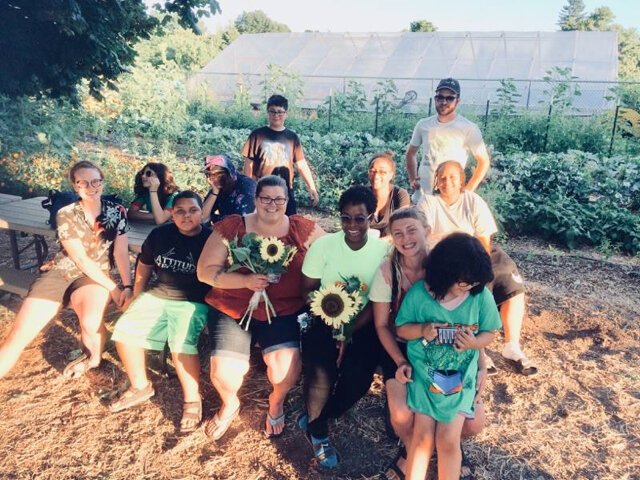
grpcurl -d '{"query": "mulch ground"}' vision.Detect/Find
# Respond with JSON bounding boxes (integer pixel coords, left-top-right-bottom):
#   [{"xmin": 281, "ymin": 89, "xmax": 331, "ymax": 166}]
[{"xmin": 0, "ymin": 225, "xmax": 639, "ymax": 480}]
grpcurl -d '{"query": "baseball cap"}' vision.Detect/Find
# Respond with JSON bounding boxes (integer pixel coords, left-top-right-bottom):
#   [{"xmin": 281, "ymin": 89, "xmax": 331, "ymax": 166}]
[{"xmin": 436, "ymin": 78, "xmax": 461, "ymax": 96}]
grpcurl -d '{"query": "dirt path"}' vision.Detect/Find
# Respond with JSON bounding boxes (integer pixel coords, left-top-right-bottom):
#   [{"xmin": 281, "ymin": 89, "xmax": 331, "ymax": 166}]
[{"xmin": 0, "ymin": 232, "xmax": 638, "ymax": 480}]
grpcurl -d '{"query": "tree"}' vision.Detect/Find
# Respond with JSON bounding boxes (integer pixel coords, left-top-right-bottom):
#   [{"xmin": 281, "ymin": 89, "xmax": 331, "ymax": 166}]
[
  {"xmin": 0, "ymin": 0, "xmax": 220, "ymax": 101},
  {"xmin": 558, "ymin": 0, "xmax": 587, "ymax": 30},
  {"xmin": 234, "ymin": 10, "xmax": 290, "ymax": 34},
  {"xmin": 582, "ymin": 6, "xmax": 615, "ymax": 31},
  {"xmin": 410, "ymin": 20, "xmax": 438, "ymax": 32}
]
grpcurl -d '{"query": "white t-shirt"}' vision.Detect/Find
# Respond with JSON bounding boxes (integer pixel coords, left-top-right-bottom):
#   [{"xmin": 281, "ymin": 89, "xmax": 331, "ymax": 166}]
[
  {"xmin": 417, "ymin": 190, "xmax": 498, "ymax": 244},
  {"xmin": 409, "ymin": 114, "xmax": 487, "ymax": 192}
]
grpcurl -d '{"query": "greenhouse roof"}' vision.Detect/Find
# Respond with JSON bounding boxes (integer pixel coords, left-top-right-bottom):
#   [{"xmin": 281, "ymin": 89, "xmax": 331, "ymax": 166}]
[{"xmin": 189, "ymin": 31, "xmax": 619, "ymax": 111}]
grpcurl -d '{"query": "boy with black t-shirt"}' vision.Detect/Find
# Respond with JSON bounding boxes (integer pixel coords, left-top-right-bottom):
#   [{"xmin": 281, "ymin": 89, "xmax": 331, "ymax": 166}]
[
  {"xmin": 241, "ymin": 94, "xmax": 319, "ymax": 215},
  {"xmin": 110, "ymin": 191, "xmax": 212, "ymax": 433}
]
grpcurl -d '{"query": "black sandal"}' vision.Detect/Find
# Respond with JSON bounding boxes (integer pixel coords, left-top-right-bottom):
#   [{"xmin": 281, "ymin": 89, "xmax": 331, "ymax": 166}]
[
  {"xmin": 460, "ymin": 445, "xmax": 474, "ymax": 480},
  {"xmin": 380, "ymin": 445, "xmax": 406, "ymax": 480}
]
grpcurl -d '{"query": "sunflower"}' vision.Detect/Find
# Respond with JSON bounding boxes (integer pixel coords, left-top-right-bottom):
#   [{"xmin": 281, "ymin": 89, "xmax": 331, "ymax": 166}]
[
  {"xmin": 259, "ymin": 237, "xmax": 286, "ymax": 263},
  {"xmin": 310, "ymin": 285, "xmax": 359, "ymax": 329},
  {"xmin": 283, "ymin": 246, "xmax": 298, "ymax": 267}
]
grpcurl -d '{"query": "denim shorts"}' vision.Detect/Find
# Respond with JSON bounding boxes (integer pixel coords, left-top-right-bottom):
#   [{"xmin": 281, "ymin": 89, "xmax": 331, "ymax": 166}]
[{"xmin": 207, "ymin": 307, "xmax": 302, "ymax": 360}]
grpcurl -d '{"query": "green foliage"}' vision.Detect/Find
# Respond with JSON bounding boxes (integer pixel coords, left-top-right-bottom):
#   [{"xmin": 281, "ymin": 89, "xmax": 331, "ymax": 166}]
[
  {"xmin": 489, "ymin": 151, "xmax": 640, "ymax": 254},
  {"xmin": 558, "ymin": 0, "xmax": 587, "ymax": 31},
  {"xmin": 260, "ymin": 65, "xmax": 304, "ymax": 107},
  {"xmin": 410, "ymin": 20, "xmax": 438, "ymax": 32},
  {"xmin": 234, "ymin": 10, "xmax": 290, "ymax": 34},
  {"xmin": 153, "ymin": 0, "xmax": 221, "ymax": 34},
  {"xmin": 541, "ymin": 67, "xmax": 581, "ymax": 110},
  {"xmin": 371, "ymin": 80, "xmax": 399, "ymax": 114},
  {"xmin": 494, "ymin": 79, "xmax": 521, "ymax": 116}
]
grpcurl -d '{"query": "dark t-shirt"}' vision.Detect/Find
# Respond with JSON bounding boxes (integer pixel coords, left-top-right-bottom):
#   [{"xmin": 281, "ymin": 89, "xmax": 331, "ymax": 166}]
[
  {"xmin": 241, "ymin": 126, "xmax": 304, "ymax": 187},
  {"xmin": 138, "ymin": 223, "xmax": 212, "ymax": 302},
  {"xmin": 205, "ymin": 174, "xmax": 256, "ymax": 224}
]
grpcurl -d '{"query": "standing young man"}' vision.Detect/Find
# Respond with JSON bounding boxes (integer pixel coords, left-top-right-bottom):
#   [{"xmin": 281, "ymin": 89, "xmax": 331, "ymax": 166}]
[
  {"xmin": 405, "ymin": 78, "xmax": 491, "ymax": 201},
  {"xmin": 241, "ymin": 94, "xmax": 319, "ymax": 215}
]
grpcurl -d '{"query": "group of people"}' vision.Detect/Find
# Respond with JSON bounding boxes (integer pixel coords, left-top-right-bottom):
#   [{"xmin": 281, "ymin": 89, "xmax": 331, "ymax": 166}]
[{"xmin": 0, "ymin": 80, "xmax": 537, "ymax": 480}]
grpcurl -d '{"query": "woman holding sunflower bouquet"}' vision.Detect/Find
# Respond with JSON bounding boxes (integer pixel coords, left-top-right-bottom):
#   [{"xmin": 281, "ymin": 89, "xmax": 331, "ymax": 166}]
[
  {"xmin": 298, "ymin": 185, "xmax": 390, "ymax": 469},
  {"xmin": 197, "ymin": 175, "xmax": 325, "ymax": 440}
]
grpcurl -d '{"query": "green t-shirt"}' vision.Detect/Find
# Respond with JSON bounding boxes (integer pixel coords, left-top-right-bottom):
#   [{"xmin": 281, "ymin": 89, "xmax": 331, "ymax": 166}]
[
  {"xmin": 302, "ymin": 231, "xmax": 390, "ymax": 304},
  {"xmin": 131, "ymin": 191, "xmax": 178, "ymax": 211},
  {"xmin": 395, "ymin": 283, "xmax": 501, "ymax": 422}
]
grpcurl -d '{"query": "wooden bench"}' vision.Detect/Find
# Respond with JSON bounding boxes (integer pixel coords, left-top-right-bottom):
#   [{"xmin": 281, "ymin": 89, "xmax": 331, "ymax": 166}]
[{"xmin": 0, "ymin": 267, "xmax": 37, "ymax": 297}]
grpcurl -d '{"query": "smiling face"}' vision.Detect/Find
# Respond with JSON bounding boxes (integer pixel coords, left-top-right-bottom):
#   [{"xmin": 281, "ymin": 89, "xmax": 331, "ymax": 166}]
[
  {"xmin": 255, "ymin": 185, "xmax": 288, "ymax": 222},
  {"xmin": 436, "ymin": 162, "xmax": 464, "ymax": 203},
  {"xmin": 390, "ymin": 217, "xmax": 428, "ymax": 258},
  {"xmin": 340, "ymin": 202, "xmax": 370, "ymax": 249},
  {"xmin": 172, "ymin": 197, "xmax": 203, "ymax": 235},
  {"xmin": 72, "ymin": 167, "xmax": 104, "ymax": 201},
  {"xmin": 368, "ymin": 157, "xmax": 395, "ymax": 191}
]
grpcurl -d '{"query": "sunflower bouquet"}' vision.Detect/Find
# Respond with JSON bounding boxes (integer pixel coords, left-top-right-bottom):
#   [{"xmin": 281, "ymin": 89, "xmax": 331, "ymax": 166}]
[
  {"xmin": 308, "ymin": 275, "xmax": 367, "ymax": 342},
  {"xmin": 224, "ymin": 233, "xmax": 298, "ymax": 329}
]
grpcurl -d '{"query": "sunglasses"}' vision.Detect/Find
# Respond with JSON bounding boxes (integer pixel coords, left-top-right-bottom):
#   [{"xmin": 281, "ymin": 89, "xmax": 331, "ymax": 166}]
[
  {"xmin": 258, "ymin": 196, "xmax": 287, "ymax": 205},
  {"xmin": 435, "ymin": 94, "xmax": 458, "ymax": 103},
  {"xmin": 75, "ymin": 179, "xmax": 104, "ymax": 188},
  {"xmin": 340, "ymin": 214, "xmax": 370, "ymax": 225},
  {"xmin": 144, "ymin": 170, "xmax": 154, "ymax": 177},
  {"xmin": 456, "ymin": 280, "xmax": 480, "ymax": 289}
]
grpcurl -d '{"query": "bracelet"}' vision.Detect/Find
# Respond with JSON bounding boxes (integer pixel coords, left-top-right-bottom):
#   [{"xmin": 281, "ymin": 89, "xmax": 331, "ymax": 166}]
[
  {"xmin": 120, "ymin": 285, "xmax": 133, "ymax": 291},
  {"xmin": 149, "ymin": 190, "xmax": 158, "ymax": 193},
  {"xmin": 209, "ymin": 191, "xmax": 218, "ymax": 197}
]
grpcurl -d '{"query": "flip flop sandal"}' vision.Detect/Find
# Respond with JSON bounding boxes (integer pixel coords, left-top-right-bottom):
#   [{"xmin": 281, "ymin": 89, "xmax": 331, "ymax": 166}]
[
  {"xmin": 485, "ymin": 355, "xmax": 499, "ymax": 376},
  {"xmin": 109, "ymin": 383, "xmax": 155, "ymax": 413},
  {"xmin": 264, "ymin": 412, "xmax": 285, "ymax": 438},
  {"xmin": 179, "ymin": 400, "xmax": 203, "ymax": 434},
  {"xmin": 460, "ymin": 445, "xmax": 474, "ymax": 480},
  {"xmin": 63, "ymin": 353, "xmax": 91, "ymax": 379},
  {"xmin": 380, "ymin": 445, "xmax": 407, "ymax": 480},
  {"xmin": 505, "ymin": 356, "xmax": 538, "ymax": 376},
  {"xmin": 205, "ymin": 406, "xmax": 240, "ymax": 441}
]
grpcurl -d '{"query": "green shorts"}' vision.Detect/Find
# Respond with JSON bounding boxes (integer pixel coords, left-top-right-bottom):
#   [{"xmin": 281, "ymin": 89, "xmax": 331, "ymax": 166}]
[{"xmin": 111, "ymin": 292, "xmax": 208, "ymax": 355}]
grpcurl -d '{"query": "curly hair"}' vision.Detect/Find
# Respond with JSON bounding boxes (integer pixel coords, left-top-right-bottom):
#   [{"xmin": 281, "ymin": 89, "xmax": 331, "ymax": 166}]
[
  {"xmin": 424, "ymin": 232, "xmax": 493, "ymax": 300},
  {"xmin": 133, "ymin": 162, "xmax": 179, "ymax": 208},
  {"xmin": 338, "ymin": 185, "xmax": 376, "ymax": 214}
]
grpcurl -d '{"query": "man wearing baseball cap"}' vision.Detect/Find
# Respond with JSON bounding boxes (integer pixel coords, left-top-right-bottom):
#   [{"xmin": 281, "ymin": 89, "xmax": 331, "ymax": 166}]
[{"xmin": 405, "ymin": 78, "xmax": 491, "ymax": 201}]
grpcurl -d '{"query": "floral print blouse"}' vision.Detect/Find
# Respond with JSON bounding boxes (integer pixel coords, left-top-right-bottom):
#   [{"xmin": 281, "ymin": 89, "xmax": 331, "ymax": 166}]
[{"xmin": 53, "ymin": 199, "xmax": 129, "ymax": 280}]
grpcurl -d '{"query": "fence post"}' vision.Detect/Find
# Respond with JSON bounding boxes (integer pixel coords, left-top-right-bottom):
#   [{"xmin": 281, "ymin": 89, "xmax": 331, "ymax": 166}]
[
  {"xmin": 374, "ymin": 97, "xmax": 380, "ymax": 136},
  {"xmin": 428, "ymin": 97, "xmax": 432, "ymax": 116},
  {"xmin": 328, "ymin": 93, "xmax": 333, "ymax": 133},
  {"xmin": 484, "ymin": 99, "xmax": 490, "ymax": 130},
  {"xmin": 543, "ymin": 103, "xmax": 553, "ymax": 152},
  {"xmin": 526, "ymin": 80, "xmax": 532, "ymax": 109},
  {"xmin": 608, "ymin": 104, "xmax": 620, "ymax": 157}
]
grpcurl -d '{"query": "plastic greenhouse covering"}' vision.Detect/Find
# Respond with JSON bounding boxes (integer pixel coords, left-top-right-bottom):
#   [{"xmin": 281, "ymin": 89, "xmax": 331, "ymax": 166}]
[{"xmin": 189, "ymin": 31, "xmax": 619, "ymax": 112}]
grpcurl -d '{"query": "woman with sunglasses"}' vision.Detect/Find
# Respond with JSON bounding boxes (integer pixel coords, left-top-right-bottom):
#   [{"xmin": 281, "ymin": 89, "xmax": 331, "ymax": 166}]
[
  {"xmin": 298, "ymin": 186, "xmax": 390, "ymax": 469},
  {"xmin": 0, "ymin": 161, "xmax": 131, "ymax": 379},
  {"xmin": 128, "ymin": 162, "xmax": 180, "ymax": 225},
  {"xmin": 201, "ymin": 154, "xmax": 256, "ymax": 224},
  {"xmin": 368, "ymin": 151, "xmax": 410, "ymax": 238},
  {"xmin": 417, "ymin": 161, "xmax": 537, "ymax": 377},
  {"xmin": 197, "ymin": 175, "xmax": 325, "ymax": 441}
]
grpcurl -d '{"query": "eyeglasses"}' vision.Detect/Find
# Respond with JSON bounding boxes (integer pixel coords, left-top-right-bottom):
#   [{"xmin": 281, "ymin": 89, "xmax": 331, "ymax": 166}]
[
  {"xmin": 267, "ymin": 109, "xmax": 287, "ymax": 116},
  {"xmin": 75, "ymin": 178, "xmax": 103, "ymax": 189},
  {"xmin": 340, "ymin": 214, "xmax": 370, "ymax": 225},
  {"xmin": 258, "ymin": 196, "xmax": 287, "ymax": 205},
  {"xmin": 456, "ymin": 280, "xmax": 479, "ymax": 289},
  {"xmin": 435, "ymin": 94, "xmax": 458, "ymax": 103}
]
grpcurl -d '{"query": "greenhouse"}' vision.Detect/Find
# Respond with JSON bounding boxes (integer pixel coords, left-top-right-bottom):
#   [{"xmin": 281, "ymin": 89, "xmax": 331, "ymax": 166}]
[{"xmin": 189, "ymin": 31, "xmax": 619, "ymax": 112}]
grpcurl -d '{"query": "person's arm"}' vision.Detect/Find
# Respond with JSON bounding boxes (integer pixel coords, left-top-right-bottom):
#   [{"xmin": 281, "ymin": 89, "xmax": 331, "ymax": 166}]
[
  {"xmin": 405, "ymin": 145, "xmax": 421, "ymax": 191},
  {"xmin": 454, "ymin": 330, "xmax": 496, "ymax": 352},
  {"xmin": 146, "ymin": 186, "xmax": 173, "ymax": 225},
  {"xmin": 127, "ymin": 203, "xmax": 154, "ymax": 222},
  {"xmin": 243, "ymin": 158, "xmax": 254, "ymax": 178},
  {"xmin": 132, "ymin": 261, "xmax": 153, "ymax": 298},
  {"xmin": 295, "ymin": 159, "xmax": 319, "ymax": 206},
  {"xmin": 196, "ymin": 231, "xmax": 268, "ymax": 291},
  {"xmin": 465, "ymin": 147, "xmax": 491, "ymax": 192},
  {"xmin": 396, "ymin": 322, "xmax": 449, "ymax": 342},
  {"xmin": 476, "ymin": 234, "xmax": 492, "ymax": 256},
  {"xmin": 373, "ymin": 302, "xmax": 407, "ymax": 367},
  {"xmin": 112, "ymin": 232, "xmax": 133, "ymax": 309},
  {"xmin": 201, "ymin": 190, "xmax": 219, "ymax": 223}
]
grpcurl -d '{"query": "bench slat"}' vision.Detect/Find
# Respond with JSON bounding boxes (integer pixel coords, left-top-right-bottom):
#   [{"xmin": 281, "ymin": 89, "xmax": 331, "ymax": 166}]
[{"xmin": 0, "ymin": 267, "xmax": 37, "ymax": 297}]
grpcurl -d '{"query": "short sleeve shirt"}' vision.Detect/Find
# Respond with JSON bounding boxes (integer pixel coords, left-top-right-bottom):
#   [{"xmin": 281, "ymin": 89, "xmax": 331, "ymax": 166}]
[
  {"xmin": 418, "ymin": 190, "xmax": 498, "ymax": 244},
  {"xmin": 302, "ymin": 232, "xmax": 390, "ymax": 305},
  {"xmin": 54, "ymin": 199, "xmax": 129, "ymax": 280},
  {"xmin": 131, "ymin": 191, "xmax": 178, "ymax": 211},
  {"xmin": 395, "ymin": 283, "xmax": 501, "ymax": 422},
  {"xmin": 409, "ymin": 114, "xmax": 487, "ymax": 173},
  {"xmin": 138, "ymin": 223, "xmax": 212, "ymax": 302},
  {"xmin": 241, "ymin": 126, "xmax": 305, "ymax": 187}
]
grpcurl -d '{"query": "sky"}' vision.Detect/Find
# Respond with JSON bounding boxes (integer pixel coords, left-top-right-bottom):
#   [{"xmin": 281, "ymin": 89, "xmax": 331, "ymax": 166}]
[{"xmin": 200, "ymin": 0, "xmax": 639, "ymax": 33}]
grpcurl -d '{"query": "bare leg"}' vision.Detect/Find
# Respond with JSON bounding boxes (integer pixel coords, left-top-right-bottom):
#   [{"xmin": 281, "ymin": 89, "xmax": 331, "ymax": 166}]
[
  {"xmin": 172, "ymin": 352, "xmax": 201, "ymax": 403},
  {"xmin": 263, "ymin": 347, "xmax": 301, "ymax": 436},
  {"xmin": 386, "ymin": 378, "xmax": 414, "ymax": 473},
  {"xmin": 435, "ymin": 415, "xmax": 466, "ymax": 480},
  {"xmin": 500, "ymin": 293, "xmax": 525, "ymax": 345},
  {"xmin": 70, "ymin": 284, "xmax": 110, "ymax": 367},
  {"xmin": 461, "ymin": 399, "xmax": 485, "ymax": 438},
  {"xmin": 115, "ymin": 341, "xmax": 149, "ymax": 390},
  {"xmin": 209, "ymin": 355, "xmax": 249, "ymax": 417},
  {"xmin": 0, "ymin": 297, "xmax": 61, "ymax": 378},
  {"xmin": 405, "ymin": 412, "xmax": 436, "ymax": 480}
]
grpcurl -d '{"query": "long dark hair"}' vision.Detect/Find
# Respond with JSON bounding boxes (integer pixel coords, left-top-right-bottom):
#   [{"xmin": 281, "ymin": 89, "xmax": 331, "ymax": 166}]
[
  {"xmin": 424, "ymin": 232, "xmax": 493, "ymax": 300},
  {"xmin": 133, "ymin": 162, "xmax": 179, "ymax": 208}
]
